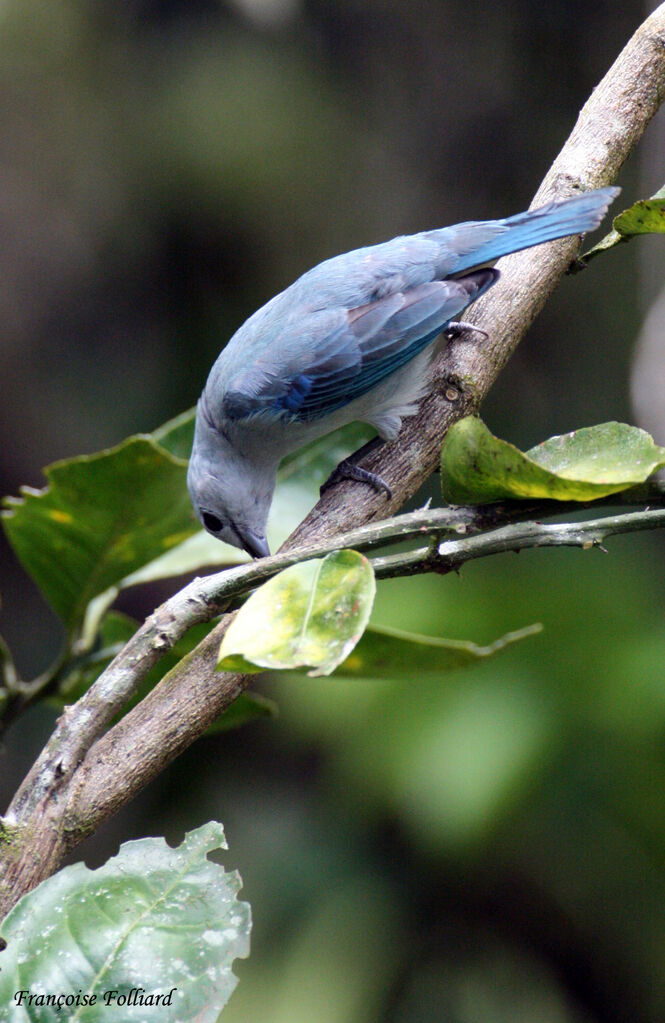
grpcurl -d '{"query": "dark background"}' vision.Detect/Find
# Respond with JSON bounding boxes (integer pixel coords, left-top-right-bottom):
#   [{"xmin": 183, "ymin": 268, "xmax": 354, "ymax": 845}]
[{"xmin": 2, "ymin": 3, "xmax": 665, "ymax": 1021}]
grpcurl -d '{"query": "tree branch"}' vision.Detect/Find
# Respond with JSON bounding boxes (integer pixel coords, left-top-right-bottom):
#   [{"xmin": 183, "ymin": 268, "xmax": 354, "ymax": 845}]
[
  {"xmin": 3, "ymin": 5, "xmax": 665, "ymax": 918},
  {"xmin": 370, "ymin": 505, "xmax": 665, "ymax": 579}
]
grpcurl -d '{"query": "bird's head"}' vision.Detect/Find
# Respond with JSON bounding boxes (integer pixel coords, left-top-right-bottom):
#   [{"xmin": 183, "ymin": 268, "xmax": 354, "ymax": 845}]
[
  {"xmin": 187, "ymin": 457, "xmax": 273, "ymax": 558},
  {"xmin": 187, "ymin": 411, "xmax": 275, "ymax": 558}
]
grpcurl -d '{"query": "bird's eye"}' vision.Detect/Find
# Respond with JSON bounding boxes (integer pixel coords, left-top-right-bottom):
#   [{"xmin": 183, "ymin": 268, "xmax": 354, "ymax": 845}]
[{"xmin": 202, "ymin": 511, "xmax": 224, "ymax": 533}]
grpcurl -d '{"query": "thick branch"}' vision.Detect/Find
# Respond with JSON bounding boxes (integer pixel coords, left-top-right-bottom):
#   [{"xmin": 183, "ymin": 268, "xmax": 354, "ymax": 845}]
[{"xmin": 3, "ymin": 6, "xmax": 665, "ymax": 918}]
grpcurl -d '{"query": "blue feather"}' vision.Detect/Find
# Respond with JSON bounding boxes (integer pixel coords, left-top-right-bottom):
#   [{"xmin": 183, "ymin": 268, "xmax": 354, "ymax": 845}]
[
  {"xmin": 228, "ymin": 271, "xmax": 496, "ymax": 421},
  {"xmin": 218, "ymin": 187, "xmax": 619, "ymax": 424}
]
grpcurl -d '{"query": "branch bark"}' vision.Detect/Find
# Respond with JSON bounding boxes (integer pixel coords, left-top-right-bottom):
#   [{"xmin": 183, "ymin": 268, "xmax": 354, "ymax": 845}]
[{"xmin": 3, "ymin": 5, "xmax": 665, "ymax": 919}]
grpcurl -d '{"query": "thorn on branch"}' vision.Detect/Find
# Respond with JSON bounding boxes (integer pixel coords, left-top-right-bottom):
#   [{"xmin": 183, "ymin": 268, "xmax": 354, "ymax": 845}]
[{"xmin": 583, "ymin": 538, "xmax": 608, "ymax": 552}]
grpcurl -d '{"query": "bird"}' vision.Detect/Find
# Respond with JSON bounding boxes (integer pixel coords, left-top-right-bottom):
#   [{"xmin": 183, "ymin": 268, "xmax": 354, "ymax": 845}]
[{"xmin": 187, "ymin": 186, "xmax": 619, "ymax": 558}]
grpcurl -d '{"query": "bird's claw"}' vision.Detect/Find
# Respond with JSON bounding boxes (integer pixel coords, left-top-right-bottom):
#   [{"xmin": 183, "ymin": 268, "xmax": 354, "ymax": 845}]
[
  {"xmin": 445, "ymin": 320, "xmax": 489, "ymax": 341},
  {"xmin": 320, "ymin": 459, "xmax": 392, "ymax": 499}
]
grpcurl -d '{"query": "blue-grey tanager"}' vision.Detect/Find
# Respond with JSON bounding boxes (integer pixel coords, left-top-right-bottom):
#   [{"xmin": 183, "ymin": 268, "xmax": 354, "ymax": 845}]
[{"xmin": 188, "ymin": 186, "xmax": 618, "ymax": 557}]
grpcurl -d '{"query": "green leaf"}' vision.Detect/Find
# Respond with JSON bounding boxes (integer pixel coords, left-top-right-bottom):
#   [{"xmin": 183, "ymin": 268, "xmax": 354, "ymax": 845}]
[
  {"xmin": 119, "ymin": 529, "xmax": 247, "ymax": 589},
  {"xmin": 267, "ymin": 421, "xmax": 376, "ymax": 551},
  {"xmin": 218, "ymin": 549, "xmax": 376, "ymax": 677},
  {"xmin": 1, "ymin": 435, "xmax": 198, "ymax": 633},
  {"xmin": 441, "ymin": 418, "xmax": 665, "ymax": 505},
  {"xmin": 576, "ymin": 188, "xmax": 665, "ymax": 268},
  {"xmin": 334, "ymin": 621, "xmax": 543, "ymax": 678},
  {"xmin": 0, "ymin": 821, "xmax": 251, "ymax": 1022},
  {"xmin": 0, "ymin": 407, "xmax": 244, "ymax": 638},
  {"xmin": 613, "ymin": 197, "xmax": 665, "ymax": 236}
]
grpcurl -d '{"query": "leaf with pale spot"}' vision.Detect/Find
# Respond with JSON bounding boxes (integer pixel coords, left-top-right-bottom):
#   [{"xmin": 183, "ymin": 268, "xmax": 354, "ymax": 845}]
[{"xmin": 217, "ymin": 549, "xmax": 376, "ymax": 677}]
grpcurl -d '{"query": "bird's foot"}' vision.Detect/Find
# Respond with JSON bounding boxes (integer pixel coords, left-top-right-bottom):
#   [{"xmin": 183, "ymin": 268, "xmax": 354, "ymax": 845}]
[
  {"xmin": 320, "ymin": 457, "xmax": 392, "ymax": 499},
  {"xmin": 445, "ymin": 320, "xmax": 489, "ymax": 341}
]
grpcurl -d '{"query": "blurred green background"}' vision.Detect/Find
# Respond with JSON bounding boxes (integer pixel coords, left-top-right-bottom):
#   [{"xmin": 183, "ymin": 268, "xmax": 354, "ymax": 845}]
[{"xmin": 2, "ymin": 2, "xmax": 665, "ymax": 1021}]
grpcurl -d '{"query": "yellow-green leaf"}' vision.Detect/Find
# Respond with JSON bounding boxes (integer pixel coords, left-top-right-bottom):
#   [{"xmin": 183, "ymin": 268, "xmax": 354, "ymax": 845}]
[
  {"xmin": 217, "ymin": 550, "xmax": 376, "ymax": 677},
  {"xmin": 441, "ymin": 418, "xmax": 665, "ymax": 505}
]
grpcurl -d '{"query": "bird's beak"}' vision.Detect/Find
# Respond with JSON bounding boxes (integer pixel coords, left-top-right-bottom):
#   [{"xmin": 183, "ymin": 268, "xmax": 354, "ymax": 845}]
[{"xmin": 235, "ymin": 526, "xmax": 271, "ymax": 560}]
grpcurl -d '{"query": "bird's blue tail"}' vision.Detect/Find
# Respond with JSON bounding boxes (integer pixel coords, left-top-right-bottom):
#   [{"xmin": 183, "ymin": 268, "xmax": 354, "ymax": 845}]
[{"xmin": 446, "ymin": 186, "xmax": 620, "ymax": 274}]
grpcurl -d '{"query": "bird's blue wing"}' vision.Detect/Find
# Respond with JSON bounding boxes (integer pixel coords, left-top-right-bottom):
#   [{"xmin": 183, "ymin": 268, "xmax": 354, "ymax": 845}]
[{"xmin": 222, "ymin": 269, "xmax": 495, "ymax": 422}]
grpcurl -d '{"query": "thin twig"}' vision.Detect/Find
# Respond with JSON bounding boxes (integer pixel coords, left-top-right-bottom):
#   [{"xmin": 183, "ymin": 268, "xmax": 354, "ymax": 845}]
[{"xmin": 371, "ymin": 506, "xmax": 665, "ymax": 578}]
